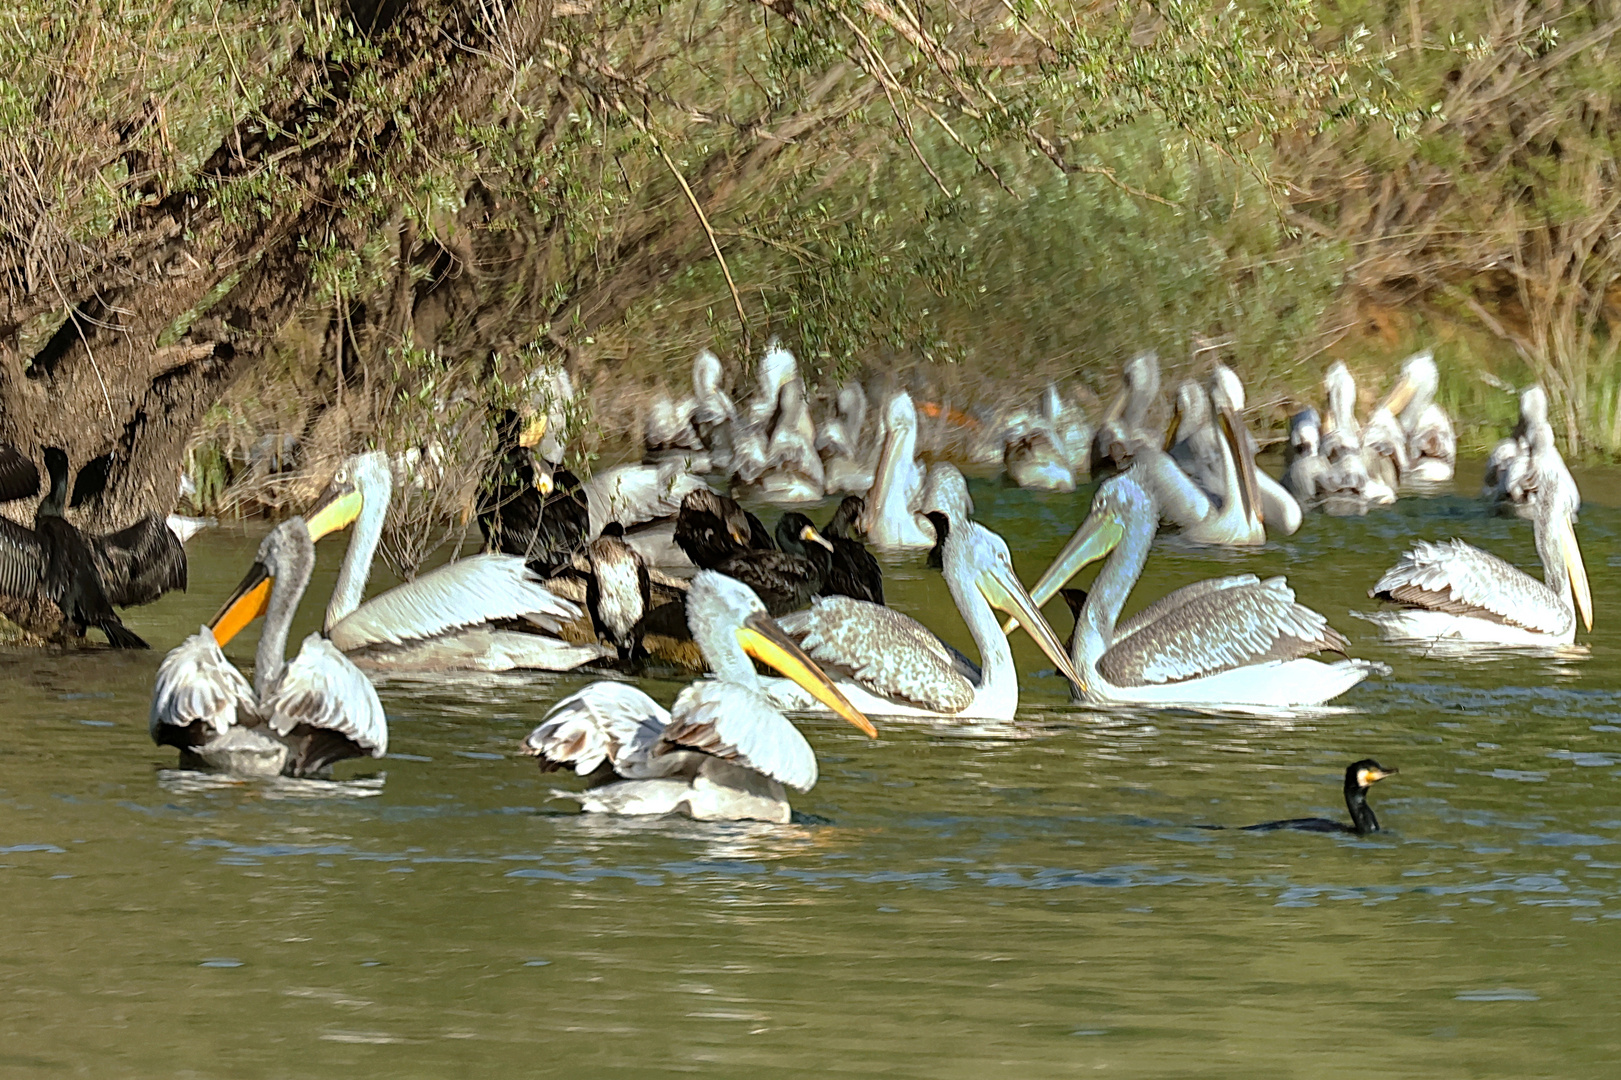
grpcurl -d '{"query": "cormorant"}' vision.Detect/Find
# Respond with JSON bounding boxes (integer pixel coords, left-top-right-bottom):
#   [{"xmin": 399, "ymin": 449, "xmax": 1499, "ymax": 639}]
[
  {"xmin": 585, "ymin": 523, "xmax": 651, "ymax": 661},
  {"xmin": 781, "ymin": 508, "xmax": 883, "ymax": 604},
  {"xmin": 673, "ymin": 489, "xmax": 771, "ymax": 569},
  {"xmin": 1214, "ymin": 760, "xmax": 1397, "ymax": 835},
  {"xmin": 477, "ymin": 416, "xmax": 590, "ymax": 575},
  {"xmin": 713, "ymin": 517, "xmax": 826, "ymax": 617}
]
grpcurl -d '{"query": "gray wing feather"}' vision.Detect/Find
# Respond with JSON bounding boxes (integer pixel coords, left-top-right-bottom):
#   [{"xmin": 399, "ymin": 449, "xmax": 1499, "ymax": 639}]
[
  {"xmin": 1114, "ymin": 575, "xmax": 1260, "ymax": 643},
  {"xmin": 1102, "ymin": 577, "xmax": 1348, "ymax": 686},
  {"xmin": 663, "ymin": 681, "xmax": 817, "ymax": 792},
  {"xmin": 329, "ymin": 554, "xmax": 581, "ymax": 652},
  {"xmin": 149, "ymin": 628, "xmax": 257, "ymax": 738},
  {"xmin": 1371, "ymin": 539, "xmax": 1568, "ymax": 633},
  {"xmin": 264, "ymin": 635, "xmax": 388, "ymax": 756},
  {"xmin": 586, "ymin": 463, "xmax": 713, "ymax": 533},
  {"xmin": 522, "ymin": 682, "xmax": 670, "ymax": 776},
  {"xmin": 777, "ymin": 595, "xmax": 974, "ymax": 713}
]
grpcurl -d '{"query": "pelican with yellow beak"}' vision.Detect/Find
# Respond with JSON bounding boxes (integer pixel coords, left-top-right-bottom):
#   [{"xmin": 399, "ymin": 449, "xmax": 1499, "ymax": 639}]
[
  {"xmin": 522, "ymin": 571, "xmax": 877, "ymax": 823},
  {"xmin": 149, "ymin": 500, "xmax": 387, "ymax": 778},
  {"xmin": 1361, "ymin": 461, "xmax": 1590, "ymax": 646},
  {"xmin": 1020, "ymin": 472, "xmax": 1375, "ymax": 710},
  {"xmin": 762, "ymin": 518, "xmax": 1086, "ymax": 721}
]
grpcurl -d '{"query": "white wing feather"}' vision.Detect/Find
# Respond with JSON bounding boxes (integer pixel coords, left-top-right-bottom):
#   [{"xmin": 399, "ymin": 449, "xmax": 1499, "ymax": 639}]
[
  {"xmin": 1371, "ymin": 538, "xmax": 1570, "ymax": 634},
  {"xmin": 522, "ymin": 682, "xmax": 670, "ymax": 776},
  {"xmin": 327, "ymin": 554, "xmax": 580, "ymax": 652},
  {"xmin": 150, "ymin": 628, "xmax": 256, "ymax": 739},
  {"xmin": 263, "ymin": 634, "xmax": 388, "ymax": 756},
  {"xmin": 586, "ymin": 462, "xmax": 713, "ymax": 534},
  {"xmin": 664, "ymin": 681, "xmax": 817, "ymax": 792},
  {"xmin": 777, "ymin": 596, "xmax": 974, "ymax": 713}
]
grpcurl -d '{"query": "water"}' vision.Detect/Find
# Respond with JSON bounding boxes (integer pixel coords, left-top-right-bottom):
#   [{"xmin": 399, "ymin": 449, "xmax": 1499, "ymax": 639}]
[{"xmin": 3, "ymin": 462, "xmax": 1620, "ymax": 1077}]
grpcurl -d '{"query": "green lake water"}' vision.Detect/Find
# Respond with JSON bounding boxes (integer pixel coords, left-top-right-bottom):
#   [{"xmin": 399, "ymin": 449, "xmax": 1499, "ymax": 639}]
[{"xmin": 2, "ymin": 461, "xmax": 1619, "ymax": 1077}]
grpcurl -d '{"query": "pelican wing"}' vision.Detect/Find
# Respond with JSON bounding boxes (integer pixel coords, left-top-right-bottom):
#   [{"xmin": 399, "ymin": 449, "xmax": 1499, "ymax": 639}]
[
  {"xmin": 777, "ymin": 596, "xmax": 974, "ymax": 713},
  {"xmin": 1113, "ymin": 575, "xmax": 1260, "ymax": 642},
  {"xmin": 149, "ymin": 628, "xmax": 257, "ymax": 740},
  {"xmin": 327, "ymin": 553, "xmax": 580, "ymax": 652},
  {"xmin": 522, "ymin": 681, "xmax": 670, "ymax": 776},
  {"xmin": 1371, "ymin": 539, "xmax": 1568, "ymax": 633},
  {"xmin": 1101, "ymin": 577, "xmax": 1349, "ymax": 687},
  {"xmin": 588, "ymin": 463, "xmax": 713, "ymax": 533},
  {"xmin": 264, "ymin": 634, "xmax": 389, "ymax": 765},
  {"xmin": 663, "ymin": 681, "xmax": 817, "ymax": 792}
]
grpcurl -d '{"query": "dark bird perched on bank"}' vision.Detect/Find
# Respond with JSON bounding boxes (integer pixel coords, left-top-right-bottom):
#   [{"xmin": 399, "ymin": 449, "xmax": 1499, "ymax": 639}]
[
  {"xmin": 585, "ymin": 523, "xmax": 651, "ymax": 661},
  {"xmin": 477, "ymin": 412, "xmax": 589, "ymax": 575},
  {"xmin": 1207, "ymin": 760, "xmax": 1397, "ymax": 836},
  {"xmin": 817, "ymin": 498, "xmax": 884, "ymax": 604},
  {"xmin": 673, "ymin": 488, "xmax": 770, "ymax": 568},
  {"xmin": 0, "ymin": 449, "xmax": 148, "ymax": 647}
]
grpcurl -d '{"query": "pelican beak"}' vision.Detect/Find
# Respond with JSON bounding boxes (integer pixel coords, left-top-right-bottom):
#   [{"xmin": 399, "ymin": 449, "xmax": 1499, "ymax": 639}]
[
  {"xmin": 1162, "ymin": 405, "xmax": 1182, "ymax": 451},
  {"xmin": 1216, "ymin": 400, "xmax": 1263, "ymax": 528},
  {"xmin": 305, "ymin": 481, "xmax": 363, "ymax": 542},
  {"xmin": 208, "ymin": 561, "xmax": 272, "ymax": 647},
  {"xmin": 801, "ymin": 524, "xmax": 835, "ymax": 552},
  {"xmin": 738, "ymin": 613, "xmax": 877, "ymax": 737},
  {"xmin": 979, "ymin": 562, "xmax": 1087, "ymax": 691},
  {"xmin": 1021, "ymin": 510, "xmax": 1126, "ymax": 614},
  {"xmin": 518, "ymin": 414, "xmax": 548, "ymax": 449},
  {"xmin": 868, "ymin": 419, "xmax": 907, "ymax": 523},
  {"xmin": 1381, "ymin": 372, "xmax": 1417, "ymax": 417},
  {"xmin": 1101, "ymin": 386, "xmax": 1128, "ymax": 425},
  {"xmin": 1554, "ymin": 512, "xmax": 1593, "ymax": 631}
]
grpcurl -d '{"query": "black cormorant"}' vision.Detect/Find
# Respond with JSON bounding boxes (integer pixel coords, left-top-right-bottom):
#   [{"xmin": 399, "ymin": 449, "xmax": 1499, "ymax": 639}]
[
  {"xmin": 817, "ymin": 499, "xmax": 883, "ymax": 604},
  {"xmin": 477, "ymin": 415, "xmax": 589, "ymax": 575},
  {"xmin": 713, "ymin": 517, "xmax": 826, "ymax": 617},
  {"xmin": 674, "ymin": 489, "xmax": 771, "ymax": 568},
  {"xmin": 1219, "ymin": 760, "xmax": 1397, "ymax": 835}
]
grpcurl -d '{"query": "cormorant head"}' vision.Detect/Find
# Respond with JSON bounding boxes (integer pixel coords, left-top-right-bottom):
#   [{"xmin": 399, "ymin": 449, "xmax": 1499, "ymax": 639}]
[{"xmin": 1346, "ymin": 759, "xmax": 1397, "ymax": 792}]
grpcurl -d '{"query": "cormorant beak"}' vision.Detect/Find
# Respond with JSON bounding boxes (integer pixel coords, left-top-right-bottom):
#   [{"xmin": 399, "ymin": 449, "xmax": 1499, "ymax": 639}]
[
  {"xmin": 305, "ymin": 480, "xmax": 363, "ymax": 542},
  {"xmin": 1356, "ymin": 765, "xmax": 1397, "ymax": 787},
  {"xmin": 1018, "ymin": 510, "xmax": 1126, "ymax": 615},
  {"xmin": 209, "ymin": 561, "xmax": 272, "ymax": 647},
  {"xmin": 1216, "ymin": 400, "xmax": 1263, "ymax": 528},
  {"xmin": 1554, "ymin": 512, "xmax": 1593, "ymax": 631},
  {"xmin": 518, "ymin": 414, "xmax": 548, "ymax": 449},
  {"xmin": 979, "ymin": 563, "xmax": 1087, "ymax": 691},
  {"xmin": 728, "ymin": 524, "xmax": 749, "ymax": 546},
  {"xmin": 801, "ymin": 524, "xmax": 835, "ymax": 552},
  {"xmin": 737, "ymin": 612, "xmax": 877, "ymax": 738},
  {"xmin": 532, "ymin": 456, "xmax": 554, "ymax": 496}
]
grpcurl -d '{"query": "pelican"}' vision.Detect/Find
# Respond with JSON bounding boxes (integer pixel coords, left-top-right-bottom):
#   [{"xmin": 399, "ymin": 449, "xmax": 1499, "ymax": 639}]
[
  {"xmin": 690, "ymin": 348, "xmax": 738, "ymax": 471},
  {"xmin": 1004, "ymin": 422, "xmax": 1075, "ymax": 492},
  {"xmin": 764, "ymin": 516, "xmax": 1085, "ymax": 721},
  {"xmin": 1047, "ymin": 384, "xmax": 1093, "ymax": 475},
  {"xmin": 1023, "ymin": 472, "xmax": 1375, "ymax": 709},
  {"xmin": 818, "ymin": 381, "xmax": 875, "ymax": 495},
  {"xmin": 516, "ymin": 365, "xmax": 576, "ymax": 468},
  {"xmin": 1090, "ymin": 351, "xmax": 1161, "ymax": 478},
  {"xmin": 859, "ymin": 391, "xmax": 935, "ymax": 549},
  {"xmin": 1282, "ymin": 407, "xmax": 1332, "ymax": 510},
  {"xmin": 644, "ymin": 387, "xmax": 706, "ymax": 467},
  {"xmin": 1363, "ymin": 443, "xmax": 1590, "ymax": 646},
  {"xmin": 320, "ymin": 451, "xmax": 610, "ymax": 671},
  {"xmin": 742, "ymin": 376, "xmax": 825, "ymax": 503},
  {"xmin": 1208, "ymin": 366, "xmax": 1302, "ymax": 535},
  {"xmin": 1390, "ymin": 351, "xmax": 1455, "ymax": 485},
  {"xmin": 150, "ymin": 513, "xmax": 386, "ymax": 778},
  {"xmin": 1484, "ymin": 385, "xmax": 1576, "ymax": 519},
  {"xmin": 1141, "ymin": 382, "xmax": 1264, "ymax": 546},
  {"xmin": 521, "ymin": 571, "xmax": 877, "ymax": 823},
  {"xmin": 1321, "ymin": 362, "xmax": 1396, "ymax": 507}
]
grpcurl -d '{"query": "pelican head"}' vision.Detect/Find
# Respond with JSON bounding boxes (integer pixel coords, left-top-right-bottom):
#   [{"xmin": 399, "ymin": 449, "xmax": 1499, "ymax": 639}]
[
  {"xmin": 1289, "ymin": 407, "xmax": 1322, "ymax": 459},
  {"xmin": 1520, "ymin": 384, "xmax": 1548, "ymax": 427},
  {"xmin": 1532, "ymin": 470, "xmax": 1592, "ymax": 632},
  {"xmin": 1117, "ymin": 351, "xmax": 1161, "ymax": 427},
  {"xmin": 1021, "ymin": 473, "xmax": 1151, "ymax": 610},
  {"xmin": 1385, "ymin": 349, "xmax": 1437, "ymax": 420},
  {"xmin": 1324, "ymin": 362, "xmax": 1358, "ymax": 430},
  {"xmin": 921, "ymin": 462, "xmax": 973, "ymax": 522},
  {"xmin": 1211, "ymin": 365, "xmax": 1246, "ymax": 412},
  {"xmin": 208, "ymin": 518, "xmax": 318, "ymax": 649},
  {"xmin": 1164, "ymin": 380, "xmax": 1209, "ymax": 449},
  {"xmin": 686, "ymin": 571, "xmax": 877, "ymax": 737},
  {"xmin": 948, "ymin": 521, "xmax": 1087, "ymax": 691},
  {"xmin": 1213, "ymin": 385, "xmax": 1262, "ymax": 527},
  {"xmin": 308, "ymin": 451, "xmax": 392, "ymax": 542},
  {"xmin": 518, "ymin": 366, "xmax": 574, "ymax": 459}
]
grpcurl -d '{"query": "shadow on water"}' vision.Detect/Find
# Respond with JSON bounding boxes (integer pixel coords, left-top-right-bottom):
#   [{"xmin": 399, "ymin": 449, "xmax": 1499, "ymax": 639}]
[{"xmin": 1, "ymin": 460, "xmax": 1620, "ymax": 1076}]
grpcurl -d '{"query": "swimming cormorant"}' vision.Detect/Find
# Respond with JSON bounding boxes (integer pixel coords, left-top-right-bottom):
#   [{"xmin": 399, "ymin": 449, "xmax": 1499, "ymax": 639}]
[{"xmin": 1222, "ymin": 760, "xmax": 1397, "ymax": 835}]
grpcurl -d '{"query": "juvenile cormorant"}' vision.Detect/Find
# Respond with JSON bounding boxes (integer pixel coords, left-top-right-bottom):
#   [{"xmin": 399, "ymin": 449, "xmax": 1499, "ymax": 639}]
[
  {"xmin": 673, "ymin": 489, "xmax": 771, "ymax": 568},
  {"xmin": 585, "ymin": 523, "xmax": 651, "ymax": 661}
]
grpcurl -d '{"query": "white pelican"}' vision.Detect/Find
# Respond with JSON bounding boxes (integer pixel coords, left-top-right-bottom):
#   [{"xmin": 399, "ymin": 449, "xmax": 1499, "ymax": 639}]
[
  {"xmin": 516, "ymin": 365, "xmax": 576, "ymax": 468},
  {"xmin": 1141, "ymin": 382, "xmax": 1263, "ymax": 546},
  {"xmin": 521, "ymin": 571, "xmax": 877, "ymax": 823},
  {"xmin": 818, "ymin": 381, "xmax": 875, "ymax": 495},
  {"xmin": 1090, "ymin": 351, "xmax": 1161, "ymax": 478},
  {"xmin": 1023, "ymin": 472, "xmax": 1375, "ymax": 710},
  {"xmin": 1047, "ymin": 383, "xmax": 1093, "ymax": 475},
  {"xmin": 320, "ymin": 451, "xmax": 609, "ymax": 671},
  {"xmin": 690, "ymin": 348, "xmax": 738, "ymax": 471},
  {"xmin": 1282, "ymin": 407, "xmax": 1331, "ymax": 510},
  {"xmin": 644, "ymin": 387, "xmax": 706, "ymax": 467},
  {"xmin": 150, "ymin": 513, "xmax": 386, "ymax": 778},
  {"xmin": 1208, "ymin": 366, "xmax": 1302, "ymax": 535},
  {"xmin": 1391, "ymin": 351, "xmax": 1455, "ymax": 484},
  {"xmin": 1484, "ymin": 385, "xmax": 1576, "ymax": 519},
  {"xmin": 764, "ymin": 517, "xmax": 1084, "ymax": 721},
  {"xmin": 744, "ymin": 376, "xmax": 825, "ymax": 503},
  {"xmin": 859, "ymin": 391, "xmax": 935, "ymax": 549},
  {"xmin": 1362, "ymin": 452, "xmax": 1590, "ymax": 646},
  {"xmin": 1321, "ymin": 362, "xmax": 1396, "ymax": 507},
  {"xmin": 1004, "ymin": 419, "xmax": 1076, "ymax": 492}
]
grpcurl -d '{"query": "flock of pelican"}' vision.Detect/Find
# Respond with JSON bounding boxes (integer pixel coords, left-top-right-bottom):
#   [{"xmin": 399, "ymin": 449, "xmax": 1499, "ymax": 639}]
[{"xmin": 145, "ymin": 343, "xmax": 1592, "ymax": 823}]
